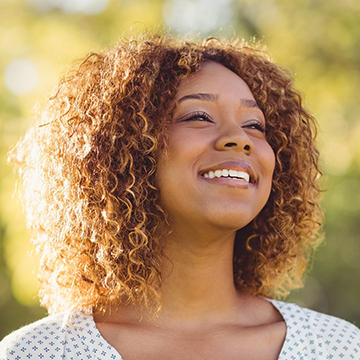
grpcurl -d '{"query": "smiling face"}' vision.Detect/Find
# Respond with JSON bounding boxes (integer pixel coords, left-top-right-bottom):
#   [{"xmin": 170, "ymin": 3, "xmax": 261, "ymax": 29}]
[{"xmin": 156, "ymin": 61, "xmax": 275, "ymax": 235}]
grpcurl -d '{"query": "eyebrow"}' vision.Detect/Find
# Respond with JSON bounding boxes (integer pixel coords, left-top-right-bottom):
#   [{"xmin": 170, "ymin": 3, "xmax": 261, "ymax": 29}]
[
  {"xmin": 178, "ymin": 93, "xmax": 261, "ymax": 111},
  {"xmin": 239, "ymin": 98, "xmax": 261, "ymax": 111},
  {"xmin": 178, "ymin": 93, "xmax": 218, "ymax": 103}
]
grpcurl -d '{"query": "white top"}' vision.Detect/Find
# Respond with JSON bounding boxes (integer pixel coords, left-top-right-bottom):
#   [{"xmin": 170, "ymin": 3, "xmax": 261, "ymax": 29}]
[{"xmin": 1, "ymin": 299, "xmax": 359, "ymax": 360}]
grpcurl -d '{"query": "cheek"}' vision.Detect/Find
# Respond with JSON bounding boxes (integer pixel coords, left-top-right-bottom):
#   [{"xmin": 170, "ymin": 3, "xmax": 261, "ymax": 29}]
[
  {"xmin": 259, "ymin": 142, "xmax": 276, "ymax": 199},
  {"xmin": 262, "ymin": 140, "xmax": 276, "ymax": 174},
  {"xmin": 268, "ymin": 147, "xmax": 276, "ymax": 177},
  {"xmin": 256, "ymin": 139, "xmax": 276, "ymax": 173}
]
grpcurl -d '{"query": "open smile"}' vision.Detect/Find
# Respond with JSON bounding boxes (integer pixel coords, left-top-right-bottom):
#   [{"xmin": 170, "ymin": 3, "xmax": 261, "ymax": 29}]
[
  {"xmin": 200, "ymin": 161, "xmax": 256, "ymax": 185},
  {"xmin": 202, "ymin": 169, "xmax": 250, "ymax": 183}
]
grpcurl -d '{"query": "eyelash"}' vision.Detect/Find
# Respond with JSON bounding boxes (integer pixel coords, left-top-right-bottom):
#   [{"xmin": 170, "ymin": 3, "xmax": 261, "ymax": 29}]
[
  {"xmin": 183, "ymin": 111, "xmax": 213, "ymax": 122},
  {"xmin": 244, "ymin": 121, "xmax": 266, "ymax": 133},
  {"xmin": 182, "ymin": 112, "xmax": 266, "ymax": 132}
]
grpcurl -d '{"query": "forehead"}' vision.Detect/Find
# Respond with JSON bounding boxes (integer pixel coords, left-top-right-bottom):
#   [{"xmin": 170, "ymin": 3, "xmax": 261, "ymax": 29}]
[{"xmin": 176, "ymin": 61, "xmax": 256, "ymax": 101}]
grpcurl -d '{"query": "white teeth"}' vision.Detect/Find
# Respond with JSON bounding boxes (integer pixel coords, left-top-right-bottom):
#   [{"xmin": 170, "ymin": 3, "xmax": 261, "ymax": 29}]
[
  {"xmin": 238, "ymin": 171, "xmax": 250, "ymax": 183},
  {"xmin": 202, "ymin": 169, "xmax": 250, "ymax": 182}
]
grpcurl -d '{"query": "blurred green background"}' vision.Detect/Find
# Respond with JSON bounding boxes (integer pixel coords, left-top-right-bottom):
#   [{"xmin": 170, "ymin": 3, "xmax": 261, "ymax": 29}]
[{"xmin": 1, "ymin": 0, "xmax": 360, "ymax": 339}]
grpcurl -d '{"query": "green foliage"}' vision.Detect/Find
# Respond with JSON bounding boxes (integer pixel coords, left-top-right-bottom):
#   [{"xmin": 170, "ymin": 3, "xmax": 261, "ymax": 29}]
[{"xmin": 1, "ymin": 0, "xmax": 359, "ymax": 339}]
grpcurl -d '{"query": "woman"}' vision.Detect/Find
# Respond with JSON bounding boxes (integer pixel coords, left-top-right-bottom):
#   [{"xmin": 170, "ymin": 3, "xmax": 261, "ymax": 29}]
[{"xmin": 1, "ymin": 35, "xmax": 359, "ymax": 359}]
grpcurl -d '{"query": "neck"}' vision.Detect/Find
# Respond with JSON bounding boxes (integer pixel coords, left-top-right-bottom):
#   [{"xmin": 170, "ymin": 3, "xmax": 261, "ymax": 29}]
[{"xmin": 157, "ymin": 226, "xmax": 240, "ymax": 324}]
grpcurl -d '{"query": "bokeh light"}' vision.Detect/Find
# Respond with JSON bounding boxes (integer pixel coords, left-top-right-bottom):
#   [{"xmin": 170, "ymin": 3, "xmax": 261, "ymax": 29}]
[
  {"xmin": 4, "ymin": 59, "xmax": 39, "ymax": 96},
  {"xmin": 163, "ymin": 0, "xmax": 233, "ymax": 33},
  {"xmin": 28, "ymin": 0, "xmax": 109, "ymax": 14}
]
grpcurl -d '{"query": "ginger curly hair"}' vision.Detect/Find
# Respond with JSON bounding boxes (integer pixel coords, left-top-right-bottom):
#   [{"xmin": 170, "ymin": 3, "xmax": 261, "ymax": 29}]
[{"xmin": 11, "ymin": 34, "xmax": 322, "ymax": 315}]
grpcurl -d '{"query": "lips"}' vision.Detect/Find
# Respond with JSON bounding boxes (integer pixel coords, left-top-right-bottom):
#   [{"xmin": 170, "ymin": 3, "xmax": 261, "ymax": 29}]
[{"xmin": 200, "ymin": 161, "xmax": 255, "ymax": 184}]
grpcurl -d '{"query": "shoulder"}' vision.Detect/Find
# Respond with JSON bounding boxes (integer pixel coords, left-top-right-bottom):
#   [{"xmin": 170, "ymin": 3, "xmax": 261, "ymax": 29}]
[
  {"xmin": 0, "ymin": 310, "xmax": 95, "ymax": 360},
  {"xmin": 268, "ymin": 299, "xmax": 360, "ymax": 359}
]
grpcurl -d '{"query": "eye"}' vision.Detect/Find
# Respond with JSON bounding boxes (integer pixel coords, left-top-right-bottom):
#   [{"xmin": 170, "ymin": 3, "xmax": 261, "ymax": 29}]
[
  {"xmin": 243, "ymin": 120, "xmax": 266, "ymax": 133},
  {"xmin": 182, "ymin": 111, "xmax": 213, "ymax": 123}
]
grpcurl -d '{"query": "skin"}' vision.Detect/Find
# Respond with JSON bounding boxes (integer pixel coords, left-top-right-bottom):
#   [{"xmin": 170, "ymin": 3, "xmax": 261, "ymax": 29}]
[{"xmin": 94, "ymin": 62, "xmax": 286, "ymax": 360}]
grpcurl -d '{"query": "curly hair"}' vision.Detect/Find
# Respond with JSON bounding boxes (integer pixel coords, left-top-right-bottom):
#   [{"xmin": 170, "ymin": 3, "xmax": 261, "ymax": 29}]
[{"xmin": 10, "ymin": 34, "xmax": 323, "ymax": 315}]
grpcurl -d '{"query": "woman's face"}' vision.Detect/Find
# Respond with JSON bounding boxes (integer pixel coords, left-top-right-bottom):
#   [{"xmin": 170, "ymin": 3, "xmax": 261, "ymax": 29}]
[{"xmin": 156, "ymin": 61, "xmax": 275, "ymax": 233}]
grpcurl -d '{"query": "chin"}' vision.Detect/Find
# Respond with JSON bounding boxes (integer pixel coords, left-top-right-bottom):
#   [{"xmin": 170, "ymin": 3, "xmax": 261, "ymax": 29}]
[{"xmin": 206, "ymin": 211, "xmax": 256, "ymax": 232}]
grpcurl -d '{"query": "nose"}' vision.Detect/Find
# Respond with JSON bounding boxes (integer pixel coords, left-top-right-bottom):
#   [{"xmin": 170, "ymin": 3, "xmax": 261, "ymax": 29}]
[{"xmin": 214, "ymin": 124, "xmax": 253, "ymax": 155}]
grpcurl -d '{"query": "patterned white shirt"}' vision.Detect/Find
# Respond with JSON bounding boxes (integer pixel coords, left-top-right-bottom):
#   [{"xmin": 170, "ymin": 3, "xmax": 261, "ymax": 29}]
[{"xmin": 1, "ymin": 299, "xmax": 359, "ymax": 359}]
